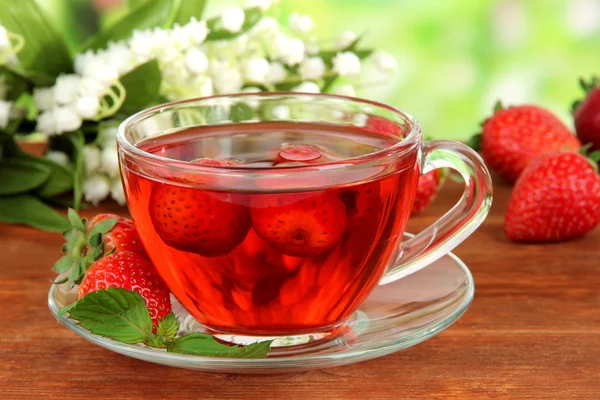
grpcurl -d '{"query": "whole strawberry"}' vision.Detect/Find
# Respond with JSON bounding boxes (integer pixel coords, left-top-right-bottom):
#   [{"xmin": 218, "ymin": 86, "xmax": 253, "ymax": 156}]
[
  {"xmin": 475, "ymin": 103, "xmax": 581, "ymax": 183},
  {"xmin": 149, "ymin": 185, "xmax": 251, "ymax": 257},
  {"xmin": 53, "ymin": 210, "xmax": 147, "ymax": 289},
  {"xmin": 78, "ymin": 251, "xmax": 172, "ymax": 327},
  {"xmin": 411, "ymin": 170, "xmax": 443, "ymax": 215},
  {"xmin": 505, "ymin": 151, "xmax": 600, "ymax": 242},
  {"xmin": 573, "ymin": 77, "xmax": 600, "ymax": 152},
  {"xmin": 87, "ymin": 214, "xmax": 147, "ymax": 258},
  {"xmin": 250, "ymin": 191, "xmax": 347, "ymax": 257},
  {"xmin": 339, "ymin": 181, "xmax": 381, "ymax": 229}
]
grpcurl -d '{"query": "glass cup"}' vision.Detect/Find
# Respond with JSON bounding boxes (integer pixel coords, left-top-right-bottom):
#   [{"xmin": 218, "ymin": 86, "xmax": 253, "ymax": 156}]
[{"xmin": 117, "ymin": 93, "xmax": 492, "ymax": 344}]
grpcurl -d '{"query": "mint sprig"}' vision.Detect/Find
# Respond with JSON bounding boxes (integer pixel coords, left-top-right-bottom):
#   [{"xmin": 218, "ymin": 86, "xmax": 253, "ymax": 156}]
[
  {"xmin": 52, "ymin": 209, "xmax": 119, "ymax": 289},
  {"xmin": 59, "ymin": 287, "xmax": 273, "ymax": 359}
]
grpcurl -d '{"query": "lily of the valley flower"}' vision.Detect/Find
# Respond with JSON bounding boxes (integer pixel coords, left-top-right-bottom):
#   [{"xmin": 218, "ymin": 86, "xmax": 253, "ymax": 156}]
[
  {"xmin": 333, "ymin": 51, "xmax": 361, "ymax": 76},
  {"xmin": 299, "ymin": 56, "xmax": 326, "ymax": 80},
  {"xmin": 222, "ymin": 7, "xmax": 246, "ymax": 33},
  {"xmin": 83, "ymin": 145, "xmax": 101, "ymax": 173},
  {"xmin": 0, "ymin": 99, "xmax": 12, "ymax": 128},
  {"xmin": 83, "ymin": 174, "xmax": 111, "ymax": 205},
  {"xmin": 293, "ymin": 81, "xmax": 320, "ymax": 93},
  {"xmin": 289, "ymin": 12, "xmax": 313, "ymax": 34},
  {"xmin": 336, "ymin": 31, "xmax": 358, "ymax": 50}
]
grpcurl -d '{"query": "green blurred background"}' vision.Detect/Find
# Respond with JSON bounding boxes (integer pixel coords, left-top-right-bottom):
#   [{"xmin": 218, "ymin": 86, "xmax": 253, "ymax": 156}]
[{"xmin": 38, "ymin": 0, "xmax": 600, "ymax": 140}]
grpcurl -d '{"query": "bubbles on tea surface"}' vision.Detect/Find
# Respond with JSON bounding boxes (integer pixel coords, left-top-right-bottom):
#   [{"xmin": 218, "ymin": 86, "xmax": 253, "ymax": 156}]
[{"xmin": 277, "ymin": 143, "xmax": 322, "ymax": 162}]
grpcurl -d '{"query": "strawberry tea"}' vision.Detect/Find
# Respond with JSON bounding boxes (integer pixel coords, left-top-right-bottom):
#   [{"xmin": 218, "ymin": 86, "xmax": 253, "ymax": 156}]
[
  {"xmin": 123, "ymin": 122, "xmax": 419, "ymax": 336},
  {"xmin": 118, "ymin": 93, "xmax": 492, "ymax": 341}
]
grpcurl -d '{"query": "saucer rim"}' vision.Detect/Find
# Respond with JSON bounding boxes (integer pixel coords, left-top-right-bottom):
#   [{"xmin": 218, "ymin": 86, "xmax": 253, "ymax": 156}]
[{"xmin": 48, "ymin": 250, "xmax": 474, "ymax": 369}]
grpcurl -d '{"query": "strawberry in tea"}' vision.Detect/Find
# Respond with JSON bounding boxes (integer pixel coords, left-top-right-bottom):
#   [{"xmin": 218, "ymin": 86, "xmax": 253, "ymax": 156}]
[{"xmin": 123, "ymin": 122, "xmax": 419, "ymax": 336}]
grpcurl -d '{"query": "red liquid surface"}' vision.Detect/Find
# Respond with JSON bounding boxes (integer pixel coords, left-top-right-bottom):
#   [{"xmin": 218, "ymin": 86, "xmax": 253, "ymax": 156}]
[{"xmin": 124, "ymin": 122, "xmax": 419, "ymax": 335}]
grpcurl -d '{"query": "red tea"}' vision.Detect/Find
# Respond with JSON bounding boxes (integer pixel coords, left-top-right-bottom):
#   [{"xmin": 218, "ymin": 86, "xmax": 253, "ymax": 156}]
[{"xmin": 123, "ymin": 122, "xmax": 419, "ymax": 335}]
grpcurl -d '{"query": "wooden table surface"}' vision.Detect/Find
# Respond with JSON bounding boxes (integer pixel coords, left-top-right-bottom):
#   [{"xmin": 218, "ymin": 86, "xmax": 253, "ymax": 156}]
[{"xmin": 1, "ymin": 181, "xmax": 599, "ymax": 400}]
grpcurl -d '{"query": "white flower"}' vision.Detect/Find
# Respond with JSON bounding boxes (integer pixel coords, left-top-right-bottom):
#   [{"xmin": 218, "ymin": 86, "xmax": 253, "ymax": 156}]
[
  {"xmin": 101, "ymin": 145, "xmax": 120, "ymax": 177},
  {"xmin": 272, "ymin": 105, "xmax": 290, "ymax": 119},
  {"xmin": 289, "ymin": 12, "xmax": 313, "ymax": 34},
  {"xmin": 79, "ymin": 77, "xmax": 106, "ymax": 98},
  {"xmin": 45, "ymin": 150, "xmax": 69, "ymax": 166},
  {"xmin": 54, "ymin": 75, "xmax": 82, "ymax": 105},
  {"xmin": 266, "ymin": 61, "xmax": 286, "ymax": 83},
  {"xmin": 171, "ymin": 24, "xmax": 192, "ymax": 50},
  {"xmin": 243, "ymin": 56, "xmax": 270, "ymax": 83},
  {"xmin": 196, "ymin": 77, "xmax": 214, "ymax": 97},
  {"xmin": 110, "ymin": 178, "xmax": 126, "ymax": 206},
  {"xmin": 335, "ymin": 84, "xmax": 356, "ymax": 97},
  {"xmin": 74, "ymin": 96, "xmax": 99, "ymax": 119},
  {"xmin": 0, "ymin": 25, "xmax": 9, "ymax": 49},
  {"xmin": 372, "ymin": 51, "xmax": 397, "ymax": 73},
  {"xmin": 250, "ymin": 17, "xmax": 279, "ymax": 37},
  {"xmin": 221, "ymin": 7, "xmax": 245, "ymax": 33},
  {"xmin": 36, "ymin": 110, "xmax": 57, "ymax": 135},
  {"xmin": 129, "ymin": 29, "xmax": 154, "ymax": 57},
  {"xmin": 184, "ymin": 48, "xmax": 208, "ymax": 74},
  {"xmin": 212, "ymin": 64, "xmax": 243, "ymax": 93},
  {"xmin": 33, "ymin": 88, "xmax": 55, "ymax": 111},
  {"xmin": 184, "ymin": 18, "xmax": 209, "ymax": 45},
  {"xmin": 98, "ymin": 126, "xmax": 118, "ymax": 148},
  {"xmin": 74, "ymin": 50, "xmax": 97, "ymax": 75},
  {"xmin": 83, "ymin": 145, "xmax": 101, "ymax": 173},
  {"xmin": 332, "ymin": 51, "xmax": 361, "ymax": 76},
  {"xmin": 0, "ymin": 100, "xmax": 11, "ymax": 128},
  {"xmin": 95, "ymin": 65, "xmax": 119, "ymax": 87},
  {"xmin": 104, "ymin": 42, "xmax": 134, "ymax": 75},
  {"xmin": 242, "ymin": 86, "xmax": 261, "ymax": 93},
  {"xmin": 275, "ymin": 37, "xmax": 304, "ymax": 66},
  {"xmin": 299, "ymin": 57, "xmax": 326, "ymax": 80},
  {"xmin": 244, "ymin": 0, "xmax": 272, "ymax": 11},
  {"xmin": 305, "ymin": 41, "xmax": 319, "ymax": 56},
  {"xmin": 161, "ymin": 46, "xmax": 181, "ymax": 64},
  {"xmin": 293, "ymin": 81, "xmax": 320, "ymax": 93},
  {"xmin": 336, "ymin": 31, "xmax": 358, "ymax": 50},
  {"xmin": 55, "ymin": 106, "xmax": 82, "ymax": 133},
  {"xmin": 83, "ymin": 174, "xmax": 110, "ymax": 205}
]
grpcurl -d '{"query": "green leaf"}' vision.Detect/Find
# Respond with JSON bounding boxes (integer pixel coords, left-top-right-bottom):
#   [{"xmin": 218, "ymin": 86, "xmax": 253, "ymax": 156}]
[
  {"xmin": 468, "ymin": 133, "xmax": 482, "ymax": 151},
  {"xmin": 34, "ymin": 158, "xmax": 74, "ymax": 198},
  {"xmin": 0, "ymin": 0, "xmax": 72, "ymax": 84},
  {"xmin": 14, "ymin": 92, "xmax": 38, "ymax": 121},
  {"xmin": 0, "ymin": 195, "xmax": 69, "ymax": 232},
  {"xmin": 89, "ymin": 217, "xmax": 119, "ymax": 237},
  {"xmin": 206, "ymin": 7, "xmax": 262, "ymax": 41},
  {"xmin": 68, "ymin": 208, "xmax": 85, "ymax": 231},
  {"xmin": 65, "ymin": 131, "xmax": 85, "ymax": 210},
  {"xmin": 589, "ymin": 150, "xmax": 600, "ymax": 163},
  {"xmin": 68, "ymin": 287, "xmax": 154, "ymax": 344},
  {"xmin": 82, "ymin": 0, "xmax": 179, "ymax": 51},
  {"xmin": 52, "ymin": 255, "xmax": 74, "ymax": 273},
  {"xmin": 230, "ymin": 103, "xmax": 254, "ymax": 123},
  {"xmin": 167, "ymin": 333, "xmax": 272, "ymax": 358},
  {"xmin": 156, "ymin": 313, "xmax": 179, "ymax": 342},
  {"xmin": 57, "ymin": 303, "xmax": 77, "ymax": 318},
  {"xmin": 126, "ymin": 0, "xmax": 148, "ymax": 9},
  {"xmin": 119, "ymin": 59, "xmax": 162, "ymax": 115},
  {"xmin": 0, "ymin": 158, "xmax": 51, "ymax": 195},
  {"xmin": 173, "ymin": 0, "xmax": 207, "ymax": 25}
]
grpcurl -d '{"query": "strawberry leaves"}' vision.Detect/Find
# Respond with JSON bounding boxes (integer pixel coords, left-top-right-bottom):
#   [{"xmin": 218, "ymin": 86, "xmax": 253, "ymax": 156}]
[
  {"xmin": 60, "ymin": 287, "xmax": 273, "ymax": 358},
  {"xmin": 54, "ymin": 208, "xmax": 119, "ymax": 288}
]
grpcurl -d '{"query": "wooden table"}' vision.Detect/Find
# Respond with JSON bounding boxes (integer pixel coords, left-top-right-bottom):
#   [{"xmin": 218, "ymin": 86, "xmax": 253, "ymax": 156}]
[{"xmin": 1, "ymin": 181, "xmax": 599, "ymax": 400}]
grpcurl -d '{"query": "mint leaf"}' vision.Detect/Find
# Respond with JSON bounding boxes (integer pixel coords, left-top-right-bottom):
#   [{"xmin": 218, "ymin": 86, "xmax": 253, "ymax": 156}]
[
  {"xmin": 229, "ymin": 340, "xmax": 273, "ymax": 359},
  {"xmin": 156, "ymin": 313, "xmax": 179, "ymax": 342},
  {"xmin": 167, "ymin": 333, "xmax": 272, "ymax": 358},
  {"xmin": 58, "ymin": 303, "xmax": 77, "ymax": 318},
  {"xmin": 68, "ymin": 287, "xmax": 153, "ymax": 344}
]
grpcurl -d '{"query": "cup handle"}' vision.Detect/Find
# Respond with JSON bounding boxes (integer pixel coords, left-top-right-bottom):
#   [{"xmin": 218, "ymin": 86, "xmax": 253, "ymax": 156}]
[{"xmin": 380, "ymin": 140, "xmax": 493, "ymax": 285}]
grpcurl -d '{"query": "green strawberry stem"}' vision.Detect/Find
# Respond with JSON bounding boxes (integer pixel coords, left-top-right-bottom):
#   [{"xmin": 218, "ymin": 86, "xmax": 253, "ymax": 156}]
[{"xmin": 52, "ymin": 208, "xmax": 119, "ymax": 289}]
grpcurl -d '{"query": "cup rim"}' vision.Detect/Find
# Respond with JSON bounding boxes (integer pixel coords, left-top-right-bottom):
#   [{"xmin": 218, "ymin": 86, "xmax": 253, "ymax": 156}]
[{"xmin": 117, "ymin": 92, "xmax": 421, "ymax": 176}]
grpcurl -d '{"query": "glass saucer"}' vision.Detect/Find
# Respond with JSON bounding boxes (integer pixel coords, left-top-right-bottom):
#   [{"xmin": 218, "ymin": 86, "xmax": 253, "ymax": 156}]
[{"xmin": 48, "ymin": 239, "xmax": 473, "ymax": 374}]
